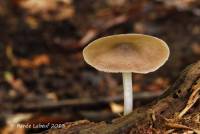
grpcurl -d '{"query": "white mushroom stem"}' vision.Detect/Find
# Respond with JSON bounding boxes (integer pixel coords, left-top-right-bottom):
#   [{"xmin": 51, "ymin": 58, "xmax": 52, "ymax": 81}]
[{"xmin": 122, "ymin": 72, "xmax": 133, "ymax": 115}]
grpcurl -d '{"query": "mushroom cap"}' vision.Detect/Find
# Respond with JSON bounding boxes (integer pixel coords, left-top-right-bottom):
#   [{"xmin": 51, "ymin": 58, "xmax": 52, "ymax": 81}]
[{"xmin": 83, "ymin": 34, "xmax": 170, "ymax": 73}]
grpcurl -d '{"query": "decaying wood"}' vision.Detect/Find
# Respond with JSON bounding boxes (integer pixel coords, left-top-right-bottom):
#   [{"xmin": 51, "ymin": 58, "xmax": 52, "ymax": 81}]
[{"xmin": 45, "ymin": 60, "xmax": 200, "ymax": 134}]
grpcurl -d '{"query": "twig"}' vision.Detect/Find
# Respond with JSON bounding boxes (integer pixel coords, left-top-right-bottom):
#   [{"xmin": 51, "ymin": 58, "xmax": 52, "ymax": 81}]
[{"xmin": 14, "ymin": 91, "xmax": 163, "ymax": 111}]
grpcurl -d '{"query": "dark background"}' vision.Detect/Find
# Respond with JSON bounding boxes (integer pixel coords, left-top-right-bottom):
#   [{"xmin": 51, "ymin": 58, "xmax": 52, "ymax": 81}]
[{"xmin": 0, "ymin": 0, "xmax": 199, "ymax": 133}]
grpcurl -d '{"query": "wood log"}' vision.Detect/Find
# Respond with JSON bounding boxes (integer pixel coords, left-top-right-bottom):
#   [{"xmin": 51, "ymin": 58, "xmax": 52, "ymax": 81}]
[{"xmin": 44, "ymin": 60, "xmax": 200, "ymax": 134}]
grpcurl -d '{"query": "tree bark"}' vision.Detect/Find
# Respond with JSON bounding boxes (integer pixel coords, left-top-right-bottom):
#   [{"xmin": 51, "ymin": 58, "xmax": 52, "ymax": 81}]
[{"xmin": 45, "ymin": 60, "xmax": 200, "ymax": 134}]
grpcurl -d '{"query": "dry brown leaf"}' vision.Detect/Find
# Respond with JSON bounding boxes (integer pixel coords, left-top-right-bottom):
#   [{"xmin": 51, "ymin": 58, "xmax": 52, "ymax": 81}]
[
  {"xmin": 110, "ymin": 102, "xmax": 124, "ymax": 114},
  {"xmin": 18, "ymin": 0, "xmax": 74, "ymax": 21},
  {"xmin": 33, "ymin": 54, "xmax": 50, "ymax": 67},
  {"xmin": 191, "ymin": 43, "xmax": 200, "ymax": 55},
  {"xmin": 4, "ymin": 72, "xmax": 28, "ymax": 95},
  {"xmin": 162, "ymin": 0, "xmax": 196, "ymax": 10},
  {"xmin": 15, "ymin": 54, "xmax": 50, "ymax": 68},
  {"xmin": 132, "ymin": 84, "xmax": 141, "ymax": 92},
  {"xmin": 25, "ymin": 16, "xmax": 39, "ymax": 29}
]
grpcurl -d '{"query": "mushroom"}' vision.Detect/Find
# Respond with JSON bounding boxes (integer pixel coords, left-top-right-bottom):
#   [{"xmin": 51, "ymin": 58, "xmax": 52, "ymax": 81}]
[{"xmin": 83, "ymin": 34, "xmax": 170, "ymax": 115}]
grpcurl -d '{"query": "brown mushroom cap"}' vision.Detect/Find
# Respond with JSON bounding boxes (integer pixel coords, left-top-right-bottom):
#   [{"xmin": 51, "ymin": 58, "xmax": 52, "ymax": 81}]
[{"xmin": 83, "ymin": 34, "xmax": 170, "ymax": 73}]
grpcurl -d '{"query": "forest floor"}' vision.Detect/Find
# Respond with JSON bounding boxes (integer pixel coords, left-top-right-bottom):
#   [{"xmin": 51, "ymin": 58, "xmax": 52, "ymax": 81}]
[{"xmin": 0, "ymin": 0, "xmax": 199, "ymax": 133}]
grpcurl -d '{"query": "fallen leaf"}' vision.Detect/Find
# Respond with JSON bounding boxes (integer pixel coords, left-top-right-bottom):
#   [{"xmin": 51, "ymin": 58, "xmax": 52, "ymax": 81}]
[
  {"xmin": 191, "ymin": 43, "xmax": 200, "ymax": 55},
  {"xmin": 110, "ymin": 102, "xmax": 123, "ymax": 114}
]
